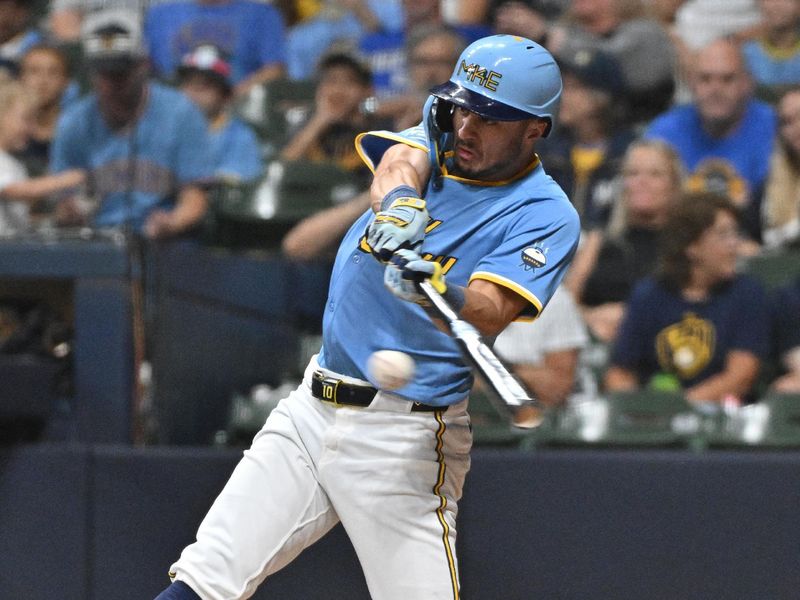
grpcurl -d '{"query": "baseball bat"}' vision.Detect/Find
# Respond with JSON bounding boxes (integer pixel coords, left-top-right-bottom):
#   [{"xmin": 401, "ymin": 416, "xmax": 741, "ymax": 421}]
[{"xmin": 417, "ymin": 280, "xmax": 544, "ymax": 429}]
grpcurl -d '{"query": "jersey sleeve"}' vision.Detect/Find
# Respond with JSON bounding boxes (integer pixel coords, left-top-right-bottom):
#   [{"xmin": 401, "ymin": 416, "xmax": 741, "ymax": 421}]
[
  {"xmin": 355, "ymin": 124, "xmax": 428, "ymax": 174},
  {"xmin": 469, "ymin": 198, "xmax": 580, "ymax": 318}
]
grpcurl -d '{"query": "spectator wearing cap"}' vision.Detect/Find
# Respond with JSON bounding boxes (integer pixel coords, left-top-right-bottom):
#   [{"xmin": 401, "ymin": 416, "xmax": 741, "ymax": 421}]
[
  {"xmin": 178, "ymin": 44, "xmax": 263, "ymax": 183},
  {"xmin": 540, "ymin": 47, "xmax": 634, "ymax": 230},
  {"xmin": 144, "ymin": 0, "xmax": 287, "ymax": 98},
  {"xmin": 49, "ymin": 0, "xmax": 173, "ymax": 42},
  {"xmin": 644, "ymin": 38, "xmax": 777, "ymax": 244},
  {"xmin": 49, "ymin": 8, "xmax": 214, "ymax": 239}
]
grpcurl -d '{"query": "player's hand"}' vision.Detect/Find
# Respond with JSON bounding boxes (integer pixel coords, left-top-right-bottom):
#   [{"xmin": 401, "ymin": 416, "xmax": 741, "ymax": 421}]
[
  {"xmin": 367, "ymin": 185, "xmax": 428, "ymax": 262},
  {"xmin": 384, "ymin": 248, "xmax": 446, "ymax": 304}
]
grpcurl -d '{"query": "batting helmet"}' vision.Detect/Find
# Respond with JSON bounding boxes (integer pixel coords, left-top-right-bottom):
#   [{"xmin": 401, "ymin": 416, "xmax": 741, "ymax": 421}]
[{"xmin": 428, "ymin": 35, "xmax": 562, "ymax": 137}]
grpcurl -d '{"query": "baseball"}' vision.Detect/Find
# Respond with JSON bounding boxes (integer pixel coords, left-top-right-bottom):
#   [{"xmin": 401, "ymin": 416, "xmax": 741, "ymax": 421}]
[{"xmin": 367, "ymin": 350, "xmax": 415, "ymax": 390}]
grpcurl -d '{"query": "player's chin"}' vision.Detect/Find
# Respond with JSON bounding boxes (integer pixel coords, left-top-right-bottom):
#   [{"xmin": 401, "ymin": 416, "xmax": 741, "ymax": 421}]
[{"xmin": 452, "ymin": 157, "xmax": 484, "ymax": 179}]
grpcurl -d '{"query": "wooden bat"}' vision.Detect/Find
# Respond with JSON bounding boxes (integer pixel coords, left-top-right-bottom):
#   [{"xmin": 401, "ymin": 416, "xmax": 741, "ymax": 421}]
[{"xmin": 417, "ymin": 280, "xmax": 544, "ymax": 429}]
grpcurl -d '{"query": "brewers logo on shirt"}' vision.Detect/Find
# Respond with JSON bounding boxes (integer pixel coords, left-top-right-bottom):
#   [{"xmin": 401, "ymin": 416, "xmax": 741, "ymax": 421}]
[{"xmin": 656, "ymin": 312, "xmax": 715, "ymax": 379}]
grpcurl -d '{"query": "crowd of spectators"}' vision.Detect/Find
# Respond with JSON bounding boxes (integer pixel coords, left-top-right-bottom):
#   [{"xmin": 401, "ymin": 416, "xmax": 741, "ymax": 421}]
[{"xmin": 1, "ymin": 0, "xmax": 800, "ymax": 413}]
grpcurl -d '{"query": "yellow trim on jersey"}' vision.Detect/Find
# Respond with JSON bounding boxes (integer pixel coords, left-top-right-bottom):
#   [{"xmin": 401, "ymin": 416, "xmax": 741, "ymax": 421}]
[
  {"xmin": 354, "ymin": 131, "xmax": 429, "ymax": 173},
  {"xmin": 469, "ymin": 271, "xmax": 544, "ymax": 317},
  {"xmin": 432, "ymin": 411, "xmax": 460, "ymax": 600},
  {"xmin": 441, "ymin": 153, "xmax": 541, "ymax": 187}
]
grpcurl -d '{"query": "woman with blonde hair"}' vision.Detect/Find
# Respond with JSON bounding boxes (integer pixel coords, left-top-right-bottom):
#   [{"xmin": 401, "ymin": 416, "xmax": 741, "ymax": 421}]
[
  {"xmin": 762, "ymin": 86, "xmax": 800, "ymax": 249},
  {"xmin": 566, "ymin": 138, "xmax": 685, "ymax": 342}
]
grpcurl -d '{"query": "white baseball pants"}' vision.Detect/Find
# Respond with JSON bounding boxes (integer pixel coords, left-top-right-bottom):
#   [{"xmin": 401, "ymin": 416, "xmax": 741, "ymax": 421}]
[{"xmin": 169, "ymin": 358, "xmax": 472, "ymax": 600}]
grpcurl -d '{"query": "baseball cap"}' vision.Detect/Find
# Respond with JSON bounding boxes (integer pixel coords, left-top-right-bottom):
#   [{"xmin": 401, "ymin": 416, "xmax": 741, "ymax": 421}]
[
  {"xmin": 177, "ymin": 44, "xmax": 233, "ymax": 91},
  {"xmin": 81, "ymin": 8, "xmax": 147, "ymax": 72},
  {"xmin": 557, "ymin": 47, "xmax": 626, "ymax": 95}
]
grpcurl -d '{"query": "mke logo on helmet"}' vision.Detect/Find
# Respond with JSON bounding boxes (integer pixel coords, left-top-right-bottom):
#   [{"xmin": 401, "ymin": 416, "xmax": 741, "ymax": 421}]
[{"xmin": 457, "ymin": 61, "xmax": 502, "ymax": 92}]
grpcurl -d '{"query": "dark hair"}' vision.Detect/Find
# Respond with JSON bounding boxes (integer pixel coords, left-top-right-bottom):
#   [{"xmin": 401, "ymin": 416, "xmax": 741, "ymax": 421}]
[
  {"xmin": 657, "ymin": 191, "xmax": 741, "ymax": 290},
  {"xmin": 317, "ymin": 52, "xmax": 372, "ymax": 86}
]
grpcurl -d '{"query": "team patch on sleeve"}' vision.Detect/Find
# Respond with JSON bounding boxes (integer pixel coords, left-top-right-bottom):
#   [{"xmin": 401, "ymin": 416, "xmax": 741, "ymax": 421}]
[{"xmin": 520, "ymin": 246, "xmax": 547, "ymax": 269}]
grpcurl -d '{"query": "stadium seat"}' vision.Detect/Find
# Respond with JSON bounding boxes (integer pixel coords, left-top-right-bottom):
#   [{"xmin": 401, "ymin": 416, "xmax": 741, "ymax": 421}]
[
  {"xmin": 742, "ymin": 248, "xmax": 800, "ymax": 290},
  {"xmin": 208, "ymin": 160, "xmax": 361, "ymax": 249},
  {"xmin": 547, "ymin": 389, "xmax": 695, "ymax": 447},
  {"xmin": 703, "ymin": 393, "xmax": 800, "ymax": 448},
  {"xmin": 236, "ymin": 78, "xmax": 316, "ymax": 152}
]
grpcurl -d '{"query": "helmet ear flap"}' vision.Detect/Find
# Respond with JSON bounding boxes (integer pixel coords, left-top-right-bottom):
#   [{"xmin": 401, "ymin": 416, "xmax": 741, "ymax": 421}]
[{"xmin": 432, "ymin": 98, "xmax": 455, "ymax": 133}]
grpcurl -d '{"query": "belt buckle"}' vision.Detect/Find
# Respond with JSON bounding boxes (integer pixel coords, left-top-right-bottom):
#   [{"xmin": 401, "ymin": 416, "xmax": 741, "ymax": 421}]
[{"xmin": 317, "ymin": 374, "xmax": 341, "ymax": 407}]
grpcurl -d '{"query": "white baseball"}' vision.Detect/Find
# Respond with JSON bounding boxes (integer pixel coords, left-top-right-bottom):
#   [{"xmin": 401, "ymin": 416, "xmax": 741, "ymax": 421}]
[{"xmin": 367, "ymin": 350, "xmax": 415, "ymax": 391}]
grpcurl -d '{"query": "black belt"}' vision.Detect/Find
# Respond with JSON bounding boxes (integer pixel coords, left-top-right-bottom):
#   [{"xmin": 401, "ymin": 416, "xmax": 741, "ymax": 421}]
[{"xmin": 310, "ymin": 371, "xmax": 438, "ymax": 412}]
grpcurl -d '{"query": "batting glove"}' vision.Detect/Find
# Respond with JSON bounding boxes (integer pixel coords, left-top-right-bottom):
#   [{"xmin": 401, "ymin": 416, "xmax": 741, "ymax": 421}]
[
  {"xmin": 367, "ymin": 185, "xmax": 428, "ymax": 262},
  {"xmin": 384, "ymin": 248, "xmax": 446, "ymax": 304}
]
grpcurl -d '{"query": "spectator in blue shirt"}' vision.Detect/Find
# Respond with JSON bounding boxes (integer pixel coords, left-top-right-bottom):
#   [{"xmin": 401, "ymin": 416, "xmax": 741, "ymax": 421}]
[
  {"xmin": 144, "ymin": 0, "xmax": 287, "ymax": 98},
  {"xmin": 177, "ymin": 44, "xmax": 263, "ymax": 183},
  {"xmin": 645, "ymin": 38, "xmax": 777, "ymax": 243},
  {"xmin": 50, "ymin": 8, "xmax": 213, "ymax": 238},
  {"xmin": 605, "ymin": 191, "xmax": 770, "ymax": 405},
  {"xmin": 742, "ymin": 0, "xmax": 800, "ymax": 102}
]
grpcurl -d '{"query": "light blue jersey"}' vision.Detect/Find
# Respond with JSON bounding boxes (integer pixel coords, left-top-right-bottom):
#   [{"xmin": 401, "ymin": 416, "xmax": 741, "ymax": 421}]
[{"xmin": 317, "ymin": 125, "xmax": 580, "ymax": 407}]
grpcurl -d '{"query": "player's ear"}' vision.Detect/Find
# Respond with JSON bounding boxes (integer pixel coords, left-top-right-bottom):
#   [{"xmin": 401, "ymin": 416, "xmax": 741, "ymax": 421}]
[{"xmin": 524, "ymin": 118, "xmax": 548, "ymax": 141}]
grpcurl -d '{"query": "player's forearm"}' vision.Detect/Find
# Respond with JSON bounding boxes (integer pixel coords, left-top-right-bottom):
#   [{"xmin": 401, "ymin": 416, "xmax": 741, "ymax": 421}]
[
  {"xmin": 459, "ymin": 280, "xmax": 528, "ymax": 337},
  {"xmin": 371, "ymin": 145, "xmax": 430, "ymax": 211}
]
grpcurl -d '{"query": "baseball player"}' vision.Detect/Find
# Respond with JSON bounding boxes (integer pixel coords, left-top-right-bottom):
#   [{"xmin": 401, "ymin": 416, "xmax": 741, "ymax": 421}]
[{"xmin": 155, "ymin": 35, "xmax": 579, "ymax": 600}]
